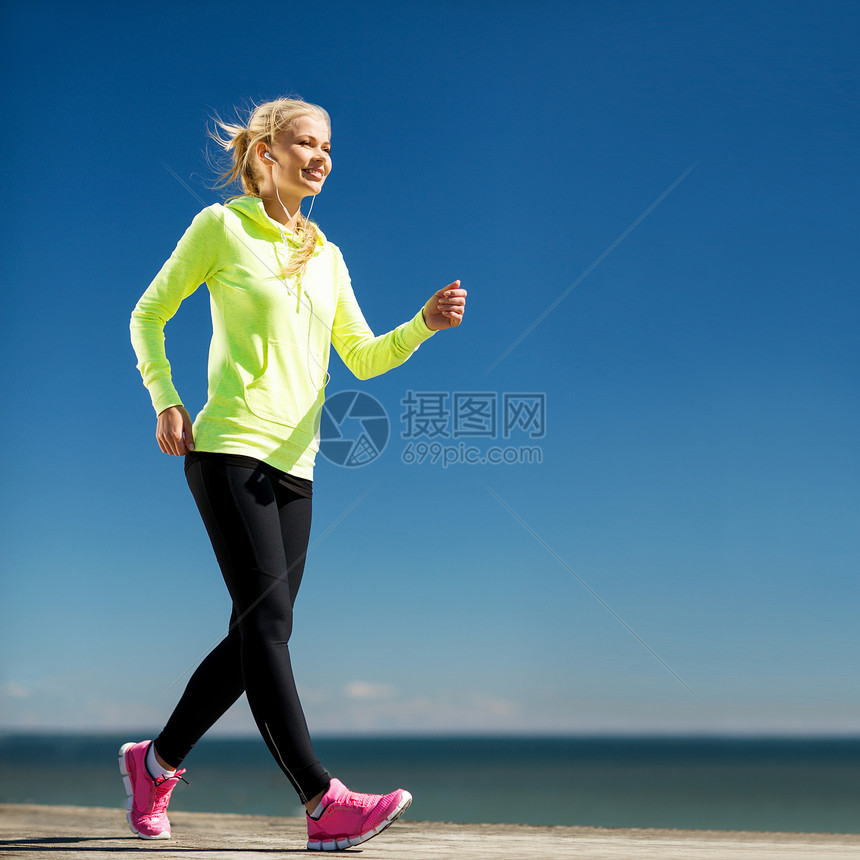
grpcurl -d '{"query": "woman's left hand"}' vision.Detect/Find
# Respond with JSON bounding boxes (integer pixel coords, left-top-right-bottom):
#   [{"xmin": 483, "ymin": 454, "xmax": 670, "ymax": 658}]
[{"xmin": 422, "ymin": 281, "xmax": 467, "ymax": 330}]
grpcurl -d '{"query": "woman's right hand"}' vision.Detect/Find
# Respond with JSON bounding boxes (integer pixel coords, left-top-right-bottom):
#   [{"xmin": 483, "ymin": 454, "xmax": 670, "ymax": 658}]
[{"xmin": 156, "ymin": 405, "xmax": 195, "ymax": 456}]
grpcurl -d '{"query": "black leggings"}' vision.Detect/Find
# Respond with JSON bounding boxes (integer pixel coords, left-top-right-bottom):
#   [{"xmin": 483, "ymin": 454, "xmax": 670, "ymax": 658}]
[{"xmin": 154, "ymin": 453, "xmax": 331, "ymax": 803}]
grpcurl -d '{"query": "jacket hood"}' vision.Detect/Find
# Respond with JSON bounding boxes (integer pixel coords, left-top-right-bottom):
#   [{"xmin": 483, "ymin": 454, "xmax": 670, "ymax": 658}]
[{"xmin": 225, "ymin": 195, "xmax": 327, "ymax": 251}]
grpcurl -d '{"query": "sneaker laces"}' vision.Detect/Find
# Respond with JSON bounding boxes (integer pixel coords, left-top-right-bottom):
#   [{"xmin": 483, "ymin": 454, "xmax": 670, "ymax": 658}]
[
  {"xmin": 341, "ymin": 788, "xmax": 380, "ymax": 808},
  {"xmin": 151, "ymin": 769, "xmax": 189, "ymax": 814}
]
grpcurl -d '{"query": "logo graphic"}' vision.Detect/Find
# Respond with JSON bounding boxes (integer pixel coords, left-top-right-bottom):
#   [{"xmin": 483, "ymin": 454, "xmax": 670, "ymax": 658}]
[
  {"xmin": 399, "ymin": 390, "xmax": 546, "ymax": 468},
  {"xmin": 319, "ymin": 390, "xmax": 390, "ymax": 467}
]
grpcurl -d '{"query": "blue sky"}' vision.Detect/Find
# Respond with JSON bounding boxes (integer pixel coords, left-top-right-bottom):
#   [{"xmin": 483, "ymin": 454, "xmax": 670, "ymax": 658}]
[{"xmin": 1, "ymin": 0, "xmax": 858, "ymax": 736}]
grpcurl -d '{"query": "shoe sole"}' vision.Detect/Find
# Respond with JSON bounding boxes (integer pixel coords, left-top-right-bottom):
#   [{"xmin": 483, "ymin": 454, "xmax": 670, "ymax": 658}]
[
  {"xmin": 118, "ymin": 743, "xmax": 171, "ymax": 840},
  {"xmin": 307, "ymin": 791, "xmax": 412, "ymax": 852}
]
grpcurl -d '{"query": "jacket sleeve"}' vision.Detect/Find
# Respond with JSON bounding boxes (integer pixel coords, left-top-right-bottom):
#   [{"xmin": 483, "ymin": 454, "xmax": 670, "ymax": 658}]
[
  {"xmin": 129, "ymin": 206, "xmax": 222, "ymax": 414},
  {"xmin": 329, "ymin": 247, "xmax": 435, "ymax": 381}
]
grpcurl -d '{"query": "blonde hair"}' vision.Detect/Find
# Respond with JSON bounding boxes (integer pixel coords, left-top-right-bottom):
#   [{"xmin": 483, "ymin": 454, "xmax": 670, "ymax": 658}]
[{"xmin": 211, "ymin": 98, "xmax": 331, "ymax": 277}]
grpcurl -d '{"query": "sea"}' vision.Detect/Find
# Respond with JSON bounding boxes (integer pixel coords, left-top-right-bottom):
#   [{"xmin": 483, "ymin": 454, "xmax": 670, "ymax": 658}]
[{"xmin": 1, "ymin": 734, "xmax": 858, "ymax": 834}]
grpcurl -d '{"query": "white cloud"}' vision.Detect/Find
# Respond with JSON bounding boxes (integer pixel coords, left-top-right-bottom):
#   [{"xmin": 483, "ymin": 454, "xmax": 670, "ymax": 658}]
[
  {"xmin": 1, "ymin": 682, "xmax": 30, "ymax": 699},
  {"xmin": 343, "ymin": 681, "xmax": 396, "ymax": 700}
]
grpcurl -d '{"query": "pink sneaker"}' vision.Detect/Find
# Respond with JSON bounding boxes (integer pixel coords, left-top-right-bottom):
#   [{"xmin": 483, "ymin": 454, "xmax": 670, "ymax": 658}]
[
  {"xmin": 118, "ymin": 741, "xmax": 186, "ymax": 839},
  {"xmin": 306, "ymin": 777, "xmax": 412, "ymax": 851}
]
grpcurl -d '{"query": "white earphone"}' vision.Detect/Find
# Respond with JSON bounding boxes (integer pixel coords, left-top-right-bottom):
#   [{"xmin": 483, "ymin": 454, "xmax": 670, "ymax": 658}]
[{"xmin": 260, "ymin": 146, "xmax": 328, "ymax": 389}]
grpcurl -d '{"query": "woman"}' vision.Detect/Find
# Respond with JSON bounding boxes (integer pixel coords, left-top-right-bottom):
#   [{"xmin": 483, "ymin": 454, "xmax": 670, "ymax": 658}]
[{"xmin": 123, "ymin": 97, "xmax": 466, "ymax": 852}]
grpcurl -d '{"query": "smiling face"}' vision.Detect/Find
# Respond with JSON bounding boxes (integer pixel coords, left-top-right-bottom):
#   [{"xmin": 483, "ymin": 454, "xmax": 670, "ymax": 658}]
[{"xmin": 266, "ymin": 113, "xmax": 332, "ymax": 214}]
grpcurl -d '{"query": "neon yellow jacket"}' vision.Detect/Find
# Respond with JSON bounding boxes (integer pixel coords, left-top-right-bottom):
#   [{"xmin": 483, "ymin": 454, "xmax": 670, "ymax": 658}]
[{"xmin": 130, "ymin": 196, "xmax": 435, "ymax": 478}]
